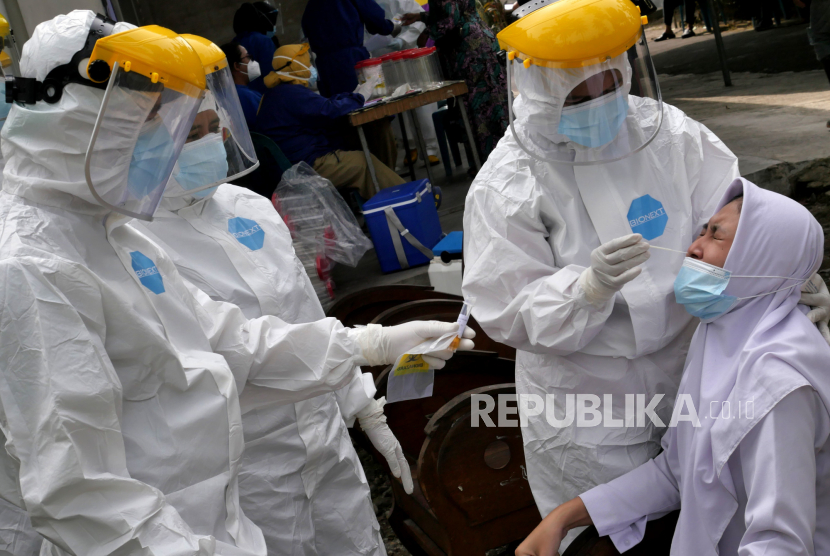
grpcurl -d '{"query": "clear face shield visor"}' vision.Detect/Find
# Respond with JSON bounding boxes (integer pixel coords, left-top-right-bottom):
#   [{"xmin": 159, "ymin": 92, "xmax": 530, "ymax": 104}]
[
  {"xmin": 166, "ymin": 64, "xmax": 259, "ymax": 198},
  {"xmin": 506, "ymin": 31, "xmax": 663, "ymax": 165},
  {"xmin": 85, "ymin": 63, "xmax": 204, "ymax": 221}
]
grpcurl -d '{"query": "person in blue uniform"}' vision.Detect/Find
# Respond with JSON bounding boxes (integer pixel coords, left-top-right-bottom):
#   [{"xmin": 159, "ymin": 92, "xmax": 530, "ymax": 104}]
[
  {"xmin": 233, "ymin": 2, "xmax": 278, "ymax": 93},
  {"xmin": 222, "ymin": 42, "xmax": 263, "ymax": 129},
  {"xmin": 255, "ymin": 44, "xmax": 404, "ymax": 199},
  {"xmin": 301, "ymin": 0, "xmax": 401, "ymax": 97}
]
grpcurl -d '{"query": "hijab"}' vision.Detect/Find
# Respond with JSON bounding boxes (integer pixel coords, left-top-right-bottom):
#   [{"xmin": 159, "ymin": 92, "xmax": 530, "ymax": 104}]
[{"xmin": 667, "ymin": 177, "xmax": 830, "ymax": 554}]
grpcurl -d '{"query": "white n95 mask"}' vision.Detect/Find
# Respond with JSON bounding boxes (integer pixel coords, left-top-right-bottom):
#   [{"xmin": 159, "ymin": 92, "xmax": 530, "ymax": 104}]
[{"xmin": 243, "ymin": 60, "xmax": 261, "ymax": 81}]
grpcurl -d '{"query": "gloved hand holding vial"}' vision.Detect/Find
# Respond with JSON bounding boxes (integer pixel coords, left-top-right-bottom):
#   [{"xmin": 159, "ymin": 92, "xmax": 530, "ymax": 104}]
[{"xmin": 386, "ymin": 299, "xmax": 476, "ymax": 402}]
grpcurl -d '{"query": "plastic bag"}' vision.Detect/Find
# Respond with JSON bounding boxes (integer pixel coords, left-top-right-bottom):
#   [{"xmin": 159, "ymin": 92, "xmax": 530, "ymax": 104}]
[
  {"xmin": 386, "ymin": 332, "xmax": 455, "ymax": 403},
  {"xmin": 274, "ymin": 162, "xmax": 373, "ymax": 267}
]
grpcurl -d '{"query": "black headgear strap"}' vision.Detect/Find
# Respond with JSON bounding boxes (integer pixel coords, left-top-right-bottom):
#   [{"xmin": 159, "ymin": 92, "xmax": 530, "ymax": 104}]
[{"xmin": 6, "ymin": 13, "xmax": 117, "ymax": 105}]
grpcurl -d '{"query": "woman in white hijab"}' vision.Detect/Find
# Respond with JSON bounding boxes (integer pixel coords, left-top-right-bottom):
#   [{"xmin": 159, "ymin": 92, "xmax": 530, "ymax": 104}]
[{"xmin": 516, "ymin": 177, "xmax": 830, "ymax": 556}]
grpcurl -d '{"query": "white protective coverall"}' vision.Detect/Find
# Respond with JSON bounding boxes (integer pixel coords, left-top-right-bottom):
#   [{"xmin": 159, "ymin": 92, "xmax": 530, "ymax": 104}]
[
  {"xmin": 581, "ymin": 178, "xmax": 830, "ymax": 555},
  {"xmin": 0, "ymin": 12, "xmax": 449, "ymax": 556},
  {"xmin": 364, "ymin": 0, "xmax": 425, "ymax": 54},
  {"xmin": 0, "ymin": 72, "xmax": 42, "ymax": 556},
  {"xmin": 462, "ymin": 55, "xmax": 740, "ymax": 546},
  {"xmin": 0, "ymin": 179, "xmax": 43, "ymax": 556},
  {"xmin": 133, "ymin": 183, "xmax": 386, "ymax": 556},
  {"xmin": 364, "ymin": 0, "xmax": 440, "ymax": 162}
]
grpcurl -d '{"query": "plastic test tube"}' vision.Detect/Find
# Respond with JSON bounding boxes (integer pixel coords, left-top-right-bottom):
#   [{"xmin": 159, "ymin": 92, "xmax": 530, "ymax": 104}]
[{"xmin": 450, "ymin": 299, "xmax": 473, "ymax": 351}]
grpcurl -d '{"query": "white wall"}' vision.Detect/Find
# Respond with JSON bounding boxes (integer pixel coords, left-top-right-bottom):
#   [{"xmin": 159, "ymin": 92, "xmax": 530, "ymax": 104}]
[
  {"xmin": 125, "ymin": 0, "xmax": 309, "ymax": 49},
  {"xmin": 0, "ymin": 0, "xmax": 309, "ymax": 60},
  {"xmin": 3, "ymin": 0, "xmax": 107, "ymax": 43}
]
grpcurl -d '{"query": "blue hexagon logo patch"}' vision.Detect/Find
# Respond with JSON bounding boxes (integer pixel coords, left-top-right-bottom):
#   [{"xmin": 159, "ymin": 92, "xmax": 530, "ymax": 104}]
[
  {"xmin": 627, "ymin": 195, "xmax": 668, "ymax": 241},
  {"xmin": 130, "ymin": 251, "xmax": 165, "ymax": 294},
  {"xmin": 228, "ymin": 217, "xmax": 265, "ymax": 251}
]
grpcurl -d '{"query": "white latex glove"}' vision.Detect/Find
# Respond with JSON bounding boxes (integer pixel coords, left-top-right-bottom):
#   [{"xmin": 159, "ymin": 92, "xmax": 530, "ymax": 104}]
[
  {"xmin": 357, "ymin": 397, "xmax": 414, "ymax": 494},
  {"xmin": 357, "ymin": 321, "xmax": 476, "ymax": 368},
  {"xmin": 578, "ymin": 233, "xmax": 650, "ymax": 308},
  {"xmin": 801, "ymin": 272, "xmax": 830, "ymax": 345},
  {"xmin": 355, "ymin": 74, "xmax": 379, "ymax": 100}
]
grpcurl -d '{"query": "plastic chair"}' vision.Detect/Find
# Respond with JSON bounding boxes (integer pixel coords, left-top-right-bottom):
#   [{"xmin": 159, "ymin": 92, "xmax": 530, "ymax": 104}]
[
  {"xmin": 231, "ymin": 132, "xmax": 293, "ymax": 199},
  {"xmin": 432, "ymin": 104, "xmax": 476, "ymax": 179}
]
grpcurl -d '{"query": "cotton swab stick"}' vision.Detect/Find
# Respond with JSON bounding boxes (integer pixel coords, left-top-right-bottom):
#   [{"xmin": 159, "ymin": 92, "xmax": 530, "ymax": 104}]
[{"xmin": 647, "ymin": 245, "xmax": 687, "ymax": 254}]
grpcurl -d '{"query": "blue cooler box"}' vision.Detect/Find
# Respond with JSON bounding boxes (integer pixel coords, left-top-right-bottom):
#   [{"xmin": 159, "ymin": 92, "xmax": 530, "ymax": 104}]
[{"xmin": 362, "ymin": 179, "xmax": 443, "ymax": 273}]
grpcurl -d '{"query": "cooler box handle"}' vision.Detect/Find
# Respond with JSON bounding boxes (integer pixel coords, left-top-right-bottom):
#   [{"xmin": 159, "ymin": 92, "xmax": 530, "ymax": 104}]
[{"xmin": 383, "ymin": 206, "xmax": 435, "ymax": 269}]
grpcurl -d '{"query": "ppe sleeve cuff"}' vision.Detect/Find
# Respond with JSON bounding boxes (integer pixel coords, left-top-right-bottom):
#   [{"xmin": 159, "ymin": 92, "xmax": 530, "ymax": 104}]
[
  {"xmin": 576, "ymin": 268, "xmax": 616, "ymax": 311},
  {"xmin": 350, "ymin": 324, "xmax": 382, "ymax": 367},
  {"xmin": 336, "ymin": 370, "xmax": 377, "ymax": 425}
]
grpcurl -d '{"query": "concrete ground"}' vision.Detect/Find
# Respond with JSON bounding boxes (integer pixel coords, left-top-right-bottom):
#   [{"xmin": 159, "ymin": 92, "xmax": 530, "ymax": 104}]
[
  {"xmin": 330, "ymin": 17, "xmax": 830, "ymax": 300},
  {"xmin": 661, "ymin": 70, "xmax": 830, "ymax": 176},
  {"xmin": 648, "ymin": 19, "xmax": 830, "ymax": 185}
]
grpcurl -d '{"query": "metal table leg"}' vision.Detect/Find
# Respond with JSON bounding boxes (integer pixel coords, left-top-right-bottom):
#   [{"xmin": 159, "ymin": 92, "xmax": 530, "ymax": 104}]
[
  {"xmin": 357, "ymin": 124, "xmax": 381, "ymax": 196},
  {"xmin": 408, "ymin": 109, "xmax": 436, "ymax": 186},
  {"xmin": 398, "ymin": 114, "xmax": 416, "ymax": 181},
  {"xmin": 707, "ymin": 0, "xmax": 732, "ymax": 87},
  {"xmin": 458, "ymin": 98, "xmax": 482, "ymax": 171}
]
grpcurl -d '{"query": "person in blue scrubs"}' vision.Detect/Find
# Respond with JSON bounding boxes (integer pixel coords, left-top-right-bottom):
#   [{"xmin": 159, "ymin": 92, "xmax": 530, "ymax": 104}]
[
  {"xmin": 301, "ymin": 0, "xmax": 401, "ymax": 97},
  {"xmin": 255, "ymin": 44, "xmax": 404, "ymax": 199},
  {"xmin": 221, "ymin": 42, "xmax": 263, "ymax": 129},
  {"xmin": 233, "ymin": 2, "xmax": 279, "ymax": 94}
]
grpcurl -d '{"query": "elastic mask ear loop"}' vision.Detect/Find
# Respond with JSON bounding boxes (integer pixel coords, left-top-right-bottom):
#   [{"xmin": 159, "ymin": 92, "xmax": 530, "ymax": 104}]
[
  {"xmin": 732, "ymin": 276, "xmax": 807, "ymax": 301},
  {"xmin": 273, "ymin": 56, "xmax": 311, "ymax": 81},
  {"xmin": 272, "ymin": 44, "xmax": 310, "ymax": 73}
]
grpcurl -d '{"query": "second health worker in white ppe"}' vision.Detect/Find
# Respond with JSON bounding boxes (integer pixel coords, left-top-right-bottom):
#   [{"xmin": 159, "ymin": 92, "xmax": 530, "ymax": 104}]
[
  {"xmin": 132, "ymin": 35, "xmax": 423, "ymax": 556},
  {"xmin": 0, "ymin": 11, "xmax": 471, "ymax": 556},
  {"xmin": 462, "ymin": 0, "xmax": 740, "ymax": 547}
]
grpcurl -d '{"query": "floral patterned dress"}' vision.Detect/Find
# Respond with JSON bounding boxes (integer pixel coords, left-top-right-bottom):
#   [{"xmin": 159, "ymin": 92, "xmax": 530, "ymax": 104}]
[{"xmin": 428, "ymin": 0, "xmax": 508, "ymax": 161}]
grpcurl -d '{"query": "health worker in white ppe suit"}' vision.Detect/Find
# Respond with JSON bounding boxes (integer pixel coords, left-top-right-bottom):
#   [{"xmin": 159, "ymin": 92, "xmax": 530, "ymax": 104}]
[
  {"xmin": 132, "ymin": 35, "xmax": 426, "ymax": 556},
  {"xmin": 0, "ymin": 14, "xmax": 46, "ymax": 556},
  {"xmin": 364, "ymin": 0, "xmax": 440, "ymax": 166},
  {"xmin": 364, "ymin": 0, "xmax": 425, "ymax": 55},
  {"xmin": 462, "ymin": 0, "xmax": 743, "ymax": 547},
  {"xmin": 0, "ymin": 11, "xmax": 472, "ymax": 556}
]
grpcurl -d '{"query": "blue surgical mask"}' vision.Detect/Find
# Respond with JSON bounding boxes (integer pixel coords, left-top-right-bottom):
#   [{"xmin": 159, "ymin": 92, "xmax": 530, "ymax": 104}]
[
  {"xmin": 674, "ymin": 258, "xmax": 739, "ymax": 322},
  {"xmin": 128, "ymin": 119, "xmax": 174, "ymax": 199},
  {"xmin": 173, "ymin": 133, "xmax": 229, "ymax": 196},
  {"xmin": 674, "ymin": 257, "xmax": 805, "ymax": 322},
  {"xmin": 557, "ymin": 89, "xmax": 628, "ymax": 148},
  {"xmin": 266, "ymin": 28, "xmax": 276, "ymax": 38},
  {"xmin": 309, "ymin": 66, "xmax": 318, "ymax": 89}
]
